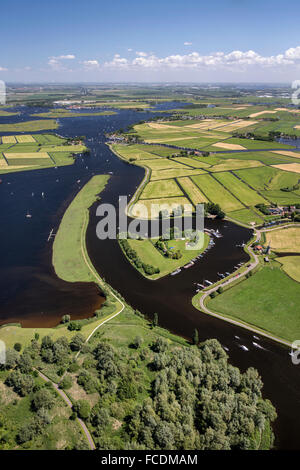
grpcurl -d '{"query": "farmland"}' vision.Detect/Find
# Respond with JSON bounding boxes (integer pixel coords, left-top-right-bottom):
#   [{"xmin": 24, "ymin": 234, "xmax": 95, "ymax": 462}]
[
  {"xmin": 0, "ymin": 120, "xmax": 58, "ymax": 132},
  {"xmin": 110, "ymin": 110, "xmax": 300, "ymax": 224},
  {"xmin": 140, "ymin": 179, "xmax": 183, "ymax": 199},
  {"xmin": 277, "ymin": 256, "xmax": 300, "ymax": 282},
  {"xmin": 0, "ymin": 133, "xmax": 88, "ymax": 174},
  {"xmin": 112, "ymin": 137, "xmax": 300, "ymax": 225},
  {"xmin": 265, "ymin": 227, "xmax": 300, "ymax": 253},
  {"xmin": 207, "ymin": 263, "xmax": 300, "ymax": 342},
  {"xmin": 192, "ymin": 174, "xmax": 243, "ymax": 212}
]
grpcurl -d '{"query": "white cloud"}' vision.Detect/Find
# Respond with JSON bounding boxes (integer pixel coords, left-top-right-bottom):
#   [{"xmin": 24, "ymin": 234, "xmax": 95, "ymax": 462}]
[
  {"xmin": 82, "ymin": 60, "xmax": 99, "ymax": 68},
  {"xmin": 102, "ymin": 47, "xmax": 300, "ymax": 71},
  {"xmin": 127, "ymin": 48, "xmax": 133, "ymax": 52},
  {"xmin": 0, "ymin": 67, "xmax": 8, "ymax": 71},
  {"xmin": 135, "ymin": 51, "xmax": 148, "ymax": 57},
  {"xmin": 184, "ymin": 42, "xmax": 192, "ymax": 46},
  {"xmin": 104, "ymin": 54, "xmax": 129, "ymax": 68},
  {"xmin": 48, "ymin": 54, "xmax": 76, "ymax": 69},
  {"xmin": 285, "ymin": 47, "xmax": 300, "ymax": 60}
]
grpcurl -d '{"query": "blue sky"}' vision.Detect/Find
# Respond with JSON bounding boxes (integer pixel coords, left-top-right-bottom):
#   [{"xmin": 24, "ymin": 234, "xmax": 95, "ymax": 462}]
[{"xmin": 1, "ymin": 0, "xmax": 300, "ymax": 82}]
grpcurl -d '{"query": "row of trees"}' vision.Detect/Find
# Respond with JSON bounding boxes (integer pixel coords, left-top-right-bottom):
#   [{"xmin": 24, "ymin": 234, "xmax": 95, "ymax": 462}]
[{"xmin": 119, "ymin": 238, "xmax": 160, "ymax": 275}]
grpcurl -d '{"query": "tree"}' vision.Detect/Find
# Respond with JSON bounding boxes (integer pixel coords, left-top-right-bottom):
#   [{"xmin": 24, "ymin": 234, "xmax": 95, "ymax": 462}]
[
  {"xmin": 70, "ymin": 333, "xmax": 85, "ymax": 352},
  {"xmin": 31, "ymin": 389, "xmax": 55, "ymax": 411},
  {"xmin": 59, "ymin": 375, "xmax": 72, "ymax": 390},
  {"xmin": 61, "ymin": 314, "xmax": 71, "ymax": 324},
  {"xmin": 0, "ymin": 348, "xmax": 18, "ymax": 370},
  {"xmin": 193, "ymin": 329, "xmax": 199, "ymax": 345},
  {"xmin": 14, "ymin": 343, "xmax": 22, "ymax": 352},
  {"xmin": 73, "ymin": 400, "xmax": 91, "ymax": 420},
  {"xmin": 131, "ymin": 336, "xmax": 143, "ymax": 349},
  {"xmin": 152, "ymin": 312, "xmax": 159, "ymax": 328},
  {"xmin": 5, "ymin": 371, "xmax": 34, "ymax": 396},
  {"xmin": 68, "ymin": 321, "xmax": 82, "ymax": 331}
]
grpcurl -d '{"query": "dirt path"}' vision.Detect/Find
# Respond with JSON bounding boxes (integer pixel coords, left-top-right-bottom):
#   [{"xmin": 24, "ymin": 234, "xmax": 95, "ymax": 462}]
[{"xmin": 36, "ymin": 370, "xmax": 96, "ymax": 450}]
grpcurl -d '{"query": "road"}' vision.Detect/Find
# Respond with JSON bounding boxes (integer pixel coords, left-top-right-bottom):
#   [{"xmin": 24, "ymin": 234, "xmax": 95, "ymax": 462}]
[{"xmin": 37, "ymin": 370, "xmax": 96, "ymax": 450}]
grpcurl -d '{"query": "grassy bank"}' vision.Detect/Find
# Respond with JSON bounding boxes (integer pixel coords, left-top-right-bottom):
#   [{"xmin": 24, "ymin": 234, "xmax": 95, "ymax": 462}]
[
  {"xmin": 207, "ymin": 262, "xmax": 300, "ymax": 342},
  {"xmin": 0, "ymin": 120, "xmax": 58, "ymax": 132},
  {"xmin": 53, "ymin": 175, "xmax": 109, "ymax": 282},
  {"xmin": 32, "ymin": 110, "xmax": 117, "ymax": 118}
]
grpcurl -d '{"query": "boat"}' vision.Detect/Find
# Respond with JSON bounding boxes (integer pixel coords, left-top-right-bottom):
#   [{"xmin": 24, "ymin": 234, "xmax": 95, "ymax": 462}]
[
  {"xmin": 26, "ymin": 211, "xmax": 32, "ymax": 218},
  {"xmin": 171, "ymin": 268, "xmax": 181, "ymax": 276},
  {"xmin": 184, "ymin": 262, "xmax": 194, "ymax": 269},
  {"xmin": 204, "ymin": 280, "xmax": 212, "ymax": 285}
]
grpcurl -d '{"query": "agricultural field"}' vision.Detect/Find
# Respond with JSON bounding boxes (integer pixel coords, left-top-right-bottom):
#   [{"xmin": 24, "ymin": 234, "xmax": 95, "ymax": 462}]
[
  {"xmin": 277, "ymin": 256, "xmax": 300, "ymax": 282},
  {"xmin": 209, "ymin": 158, "xmax": 263, "ymax": 172},
  {"xmin": 150, "ymin": 167, "xmax": 206, "ymax": 181},
  {"xmin": 140, "ymin": 179, "xmax": 183, "ymax": 199},
  {"xmin": 110, "ymin": 104, "xmax": 300, "ymax": 226},
  {"xmin": 177, "ymin": 177, "xmax": 208, "ymax": 204},
  {"xmin": 0, "ymin": 134, "xmax": 87, "ymax": 174},
  {"xmin": 15, "ymin": 135, "xmax": 36, "ymax": 143},
  {"xmin": 272, "ymin": 163, "xmax": 300, "ymax": 174},
  {"xmin": 192, "ymin": 174, "xmax": 243, "ymax": 212},
  {"xmin": 214, "ymin": 172, "xmax": 267, "ymax": 206},
  {"xmin": 227, "ymin": 208, "xmax": 264, "ymax": 225},
  {"xmin": 265, "ymin": 227, "xmax": 300, "ymax": 253},
  {"xmin": 0, "ymin": 120, "xmax": 58, "ymax": 132},
  {"xmin": 112, "ymin": 141, "xmax": 300, "ymax": 225},
  {"xmin": 207, "ymin": 263, "xmax": 300, "ymax": 342},
  {"xmin": 131, "ymin": 196, "xmax": 192, "ymax": 218}
]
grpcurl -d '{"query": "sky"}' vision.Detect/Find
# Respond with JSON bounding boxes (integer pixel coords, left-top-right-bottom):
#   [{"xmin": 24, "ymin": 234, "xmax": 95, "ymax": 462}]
[{"xmin": 1, "ymin": 0, "xmax": 300, "ymax": 83}]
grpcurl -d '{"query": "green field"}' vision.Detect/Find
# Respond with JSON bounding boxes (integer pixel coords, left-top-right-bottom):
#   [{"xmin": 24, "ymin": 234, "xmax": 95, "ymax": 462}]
[
  {"xmin": 236, "ymin": 165, "xmax": 300, "ymax": 191},
  {"xmin": 124, "ymin": 234, "xmax": 209, "ymax": 279},
  {"xmin": 151, "ymin": 167, "xmax": 206, "ymax": 181},
  {"xmin": 111, "ymin": 144, "xmax": 162, "ymax": 161},
  {"xmin": 139, "ymin": 158, "xmax": 186, "ymax": 171},
  {"xmin": 177, "ymin": 177, "xmax": 208, "ymax": 204},
  {"xmin": 53, "ymin": 175, "xmax": 109, "ymax": 282},
  {"xmin": 207, "ymin": 264, "xmax": 300, "ymax": 342},
  {"xmin": 209, "ymin": 158, "xmax": 263, "ymax": 172},
  {"xmin": 172, "ymin": 156, "xmax": 209, "ymax": 168},
  {"xmin": 0, "ymin": 134, "xmax": 86, "ymax": 174},
  {"xmin": 131, "ymin": 196, "xmax": 192, "ymax": 218},
  {"xmin": 0, "ymin": 120, "xmax": 58, "ymax": 132},
  {"xmin": 32, "ymin": 109, "xmax": 117, "ymax": 118},
  {"xmin": 192, "ymin": 174, "xmax": 243, "ymax": 211},
  {"xmin": 214, "ymin": 172, "xmax": 267, "ymax": 206},
  {"xmin": 227, "ymin": 208, "xmax": 264, "ymax": 225},
  {"xmin": 277, "ymin": 256, "xmax": 300, "ymax": 282},
  {"xmin": 140, "ymin": 179, "xmax": 183, "ymax": 199}
]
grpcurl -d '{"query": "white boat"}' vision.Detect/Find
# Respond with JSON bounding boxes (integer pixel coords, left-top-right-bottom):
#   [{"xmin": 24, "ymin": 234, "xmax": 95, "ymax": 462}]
[{"xmin": 26, "ymin": 211, "xmax": 32, "ymax": 218}]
